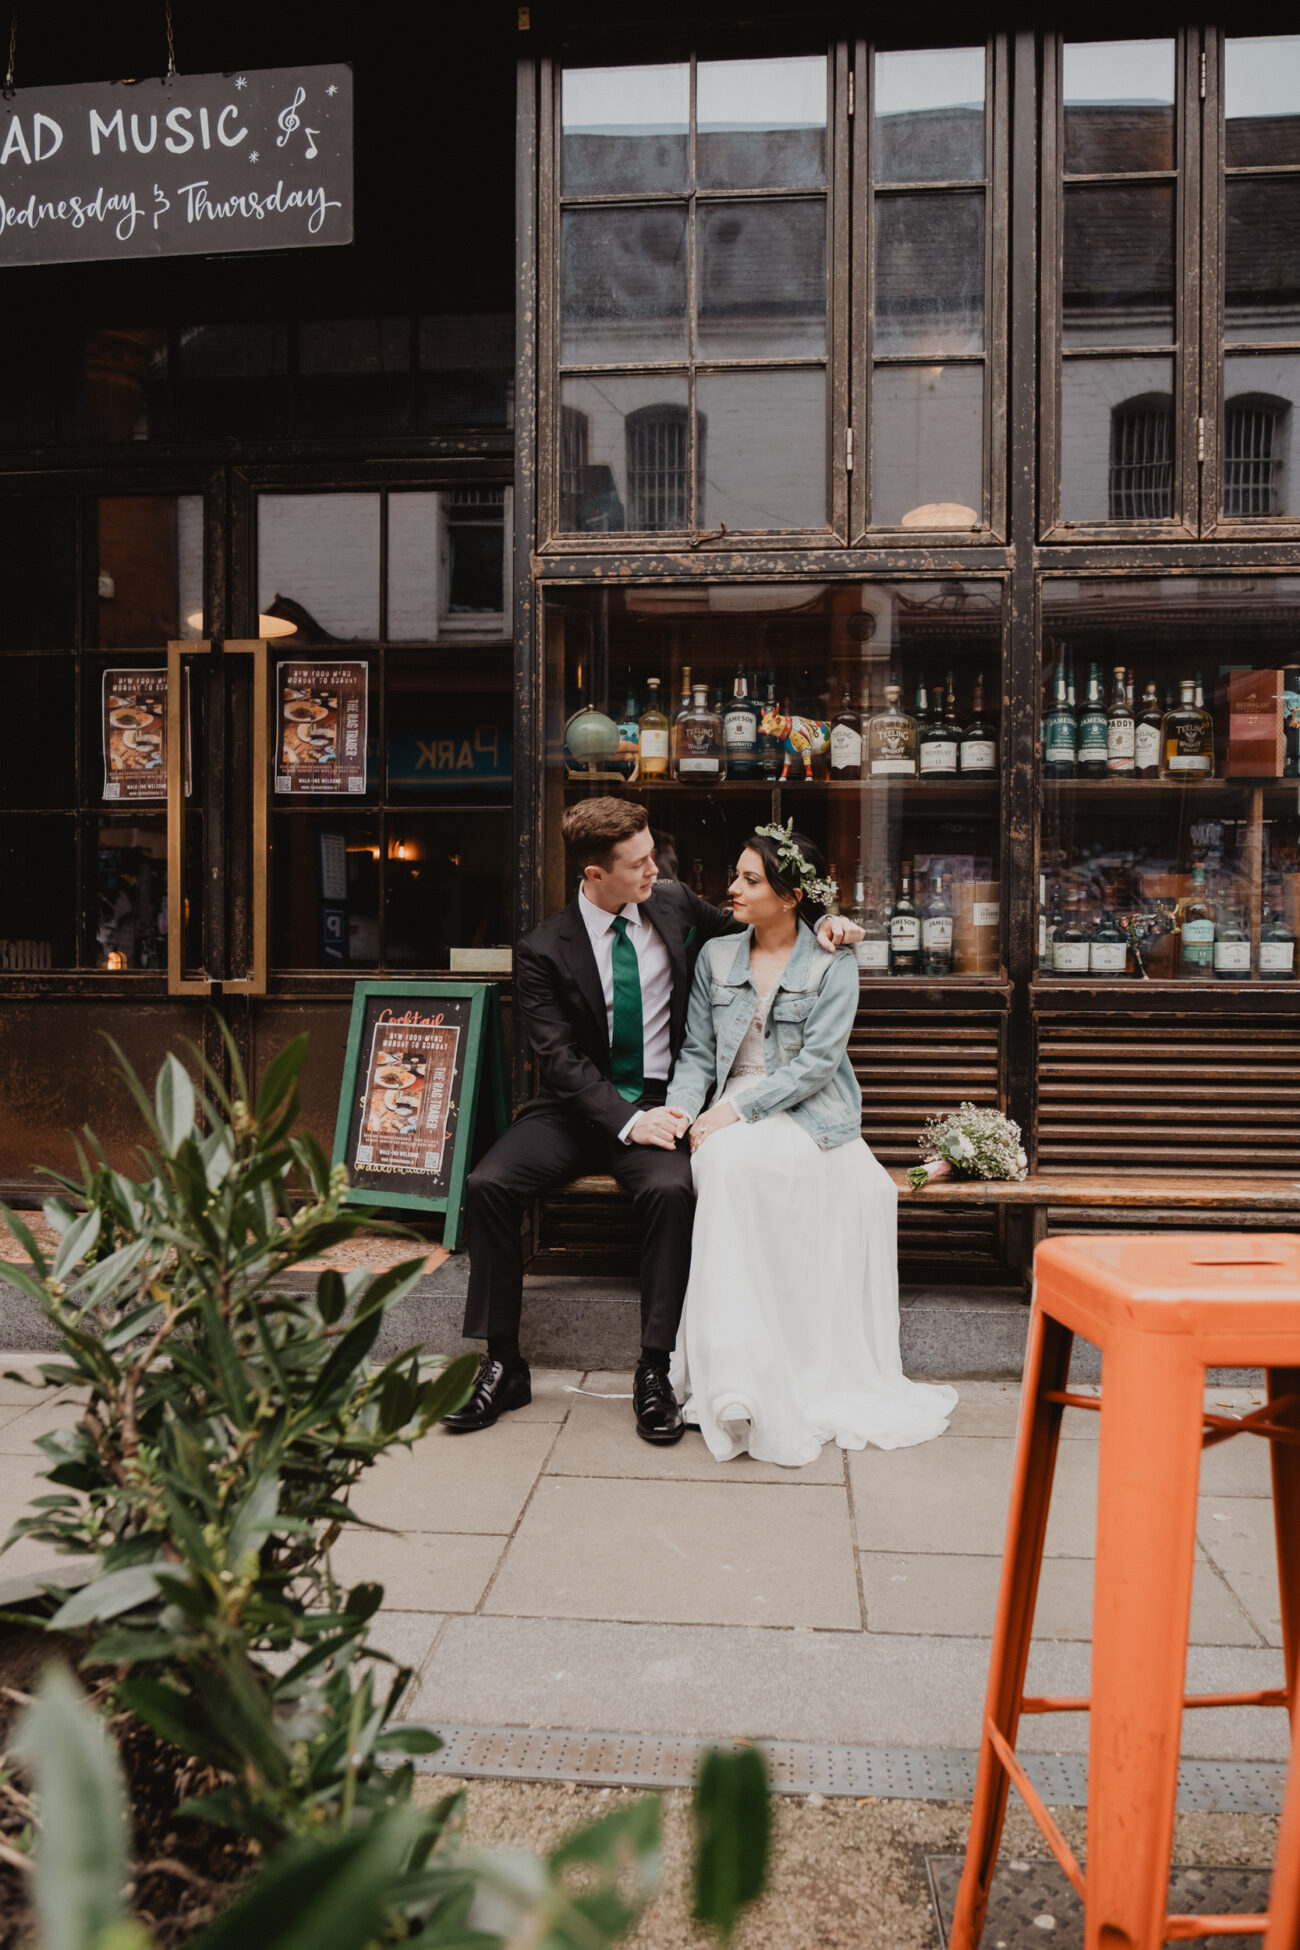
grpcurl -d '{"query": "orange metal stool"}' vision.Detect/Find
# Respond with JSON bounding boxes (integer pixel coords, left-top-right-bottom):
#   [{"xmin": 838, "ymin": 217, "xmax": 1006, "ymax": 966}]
[{"xmin": 950, "ymin": 1233, "xmax": 1300, "ymax": 1950}]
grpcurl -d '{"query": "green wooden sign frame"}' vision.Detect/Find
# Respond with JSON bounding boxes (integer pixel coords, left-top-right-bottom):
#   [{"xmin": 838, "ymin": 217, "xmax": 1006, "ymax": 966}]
[{"xmin": 331, "ymin": 981, "xmax": 508, "ymax": 1249}]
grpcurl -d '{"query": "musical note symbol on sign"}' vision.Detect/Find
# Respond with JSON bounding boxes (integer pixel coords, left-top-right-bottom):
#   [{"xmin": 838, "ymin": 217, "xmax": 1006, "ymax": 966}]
[{"xmin": 276, "ymin": 86, "xmax": 306, "ymax": 147}]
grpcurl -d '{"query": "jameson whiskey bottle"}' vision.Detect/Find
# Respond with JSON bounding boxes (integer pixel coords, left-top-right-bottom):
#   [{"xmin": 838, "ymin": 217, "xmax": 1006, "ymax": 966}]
[
  {"xmin": 919, "ymin": 678, "xmax": 959, "ymax": 778},
  {"xmin": 1043, "ymin": 661, "xmax": 1077, "ymax": 779},
  {"xmin": 889, "ymin": 866, "xmax": 922, "ymax": 974},
  {"xmin": 922, "ymin": 871, "xmax": 954, "ymax": 976},
  {"xmin": 867, "ymin": 683, "xmax": 918, "ymax": 777},
  {"xmin": 830, "ymin": 684, "xmax": 863, "ymax": 780},
  {"xmin": 759, "ymin": 673, "xmax": 782, "ymax": 780},
  {"xmin": 673, "ymin": 684, "xmax": 726, "ymax": 781},
  {"xmin": 1078, "ymin": 663, "xmax": 1109, "ymax": 779},
  {"xmin": 1178, "ymin": 864, "xmax": 1216, "ymax": 972},
  {"xmin": 723, "ymin": 670, "xmax": 762, "ymax": 779},
  {"xmin": 1134, "ymin": 681, "xmax": 1163, "ymax": 777},
  {"xmin": 1106, "ymin": 666, "xmax": 1135, "ymax": 774},
  {"xmin": 1161, "ymin": 676, "xmax": 1215, "ymax": 780},
  {"xmin": 1213, "ymin": 905, "xmax": 1251, "ymax": 981},
  {"xmin": 960, "ymin": 673, "xmax": 997, "ymax": 775},
  {"xmin": 1260, "ymin": 908, "xmax": 1297, "ymax": 978},
  {"xmin": 637, "ymin": 677, "xmax": 670, "ymax": 778},
  {"xmin": 1089, "ymin": 908, "xmax": 1128, "ymax": 976}
]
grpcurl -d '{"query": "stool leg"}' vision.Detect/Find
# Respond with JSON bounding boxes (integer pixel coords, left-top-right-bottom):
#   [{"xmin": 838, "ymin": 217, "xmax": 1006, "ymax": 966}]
[
  {"xmin": 1267, "ymin": 1367, "xmax": 1300, "ymax": 1711},
  {"xmin": 1263, "ymin": 1712, "xmax": 1300, "ymax": 1950},
  {"xmin": 1085, "ymin": 1338, "xmax": 1205, "ymax": 1950},
  {"xmin": 949, "ymin": 1304, "xmax": 1074, "ymax": 1949}
]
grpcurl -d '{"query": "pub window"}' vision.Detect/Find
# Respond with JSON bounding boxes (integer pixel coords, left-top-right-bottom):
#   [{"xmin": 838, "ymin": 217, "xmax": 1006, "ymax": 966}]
[
  {"xmin": 624, "ymin": 402, "xmax": 699, "ymax": 530},
  {"xmin": 1223, "ymin": 393, "xmax": 1287, "ymax": 516},
  {"xmin": 1108, "ymin": 392, "xmax": 1174, "ymax": 520},
  {"xmin": 559, "ymin": 404, "xmax": 591, "ymax": 530}
]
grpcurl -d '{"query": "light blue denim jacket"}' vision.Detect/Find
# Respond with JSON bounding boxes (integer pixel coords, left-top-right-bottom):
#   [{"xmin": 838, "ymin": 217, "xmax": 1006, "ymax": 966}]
[{"xmin": 666, "ymin": 923, "xmax": 863, "ymax": 1151}]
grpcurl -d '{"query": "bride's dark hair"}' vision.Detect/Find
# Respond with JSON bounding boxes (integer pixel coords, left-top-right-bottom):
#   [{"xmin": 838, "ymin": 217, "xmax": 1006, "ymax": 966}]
[{"xmin": 744, "ymin": 829, "xmax": 829, "ymax": 930}]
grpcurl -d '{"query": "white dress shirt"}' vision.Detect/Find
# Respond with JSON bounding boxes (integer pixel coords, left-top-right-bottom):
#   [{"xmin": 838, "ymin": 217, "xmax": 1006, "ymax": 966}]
[{"xmin": 578, "ymin": 886, "xmax": 674, "ymax": 1140}]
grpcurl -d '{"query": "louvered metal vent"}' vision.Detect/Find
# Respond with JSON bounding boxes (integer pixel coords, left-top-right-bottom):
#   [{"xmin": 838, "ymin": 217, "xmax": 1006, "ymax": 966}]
[{"xmin": 1037, "ymin": 1018, "xmax": 1300, "ymax": 1173}]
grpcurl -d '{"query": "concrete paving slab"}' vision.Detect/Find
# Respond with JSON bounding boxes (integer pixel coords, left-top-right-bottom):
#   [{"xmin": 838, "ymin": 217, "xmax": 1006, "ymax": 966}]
[
  {"xmin": 0, "ymin": 1365, "xmax": 55, "ymax": 1406},
  {"xmin": 349, "ymin": 1420, "xmax": 557, "ymax": 1536},
  {"xmin": 849, "ymin": 1436, "xmax": 1098, "ymax": 1558},
  {"xmin": 0, "ymin": 1404, "xmax": 33, "ymax": 1429},
  {"xmin": 1197, "ymin": 1496, "xmax": 1284, "ymax": 1648},
  {"xmin": 0, "ymin": 1532, "xmax": 75, "ymax": 1584},
  {"xmin": 331, "ymin": 1527, "xmax": 504, "ymax": 1614},
  {"xmin": 549, "ymin": 1383, "xmax": 845, "ymax": 1485},
  {"xmin": 405, "ymin": 1616, "xmax": 1290, "ymax": 1758},
  {"xmin": 483, "ymin": 1477, "xmax": 861, "ymax": 1631},
  {"xmin": 362, "ymin": 1608, "xmax": 444, "ymax": 1678},
  {"xmin": 0, "ymin": 1399, "xmax": 83, "ymax": 1451},
  {"xmin": 1198, "ymin": 1432, "xmax": 1274, "ymax": 1499},
  {"xmin": 508, "ymin": 1369, "xmax": 584, "ymax": 1423},
  {"xmin": 859, "ymin": 1550, "xmax": 1261, "ymax": 1647}
]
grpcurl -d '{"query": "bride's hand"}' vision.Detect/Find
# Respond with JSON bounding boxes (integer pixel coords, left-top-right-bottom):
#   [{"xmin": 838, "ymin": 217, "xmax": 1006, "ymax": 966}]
[{"xmin": 689, "ymin": 1101, "xmax": 741, "ymax": 1153}]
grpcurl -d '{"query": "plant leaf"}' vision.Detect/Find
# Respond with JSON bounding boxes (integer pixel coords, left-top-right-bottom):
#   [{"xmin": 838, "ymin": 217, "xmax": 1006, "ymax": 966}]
[
  {"xmin": 155, "ymin": 1053, "xmax": 197, "ymax": 1154},
  {"xmin": 13, "ymin": 1663, "xmax": 131, "ymax": 1950},
  {"xmin": 51, "ymin": 1206, "xmax": 101, "ymax": 1282},
  {"xmin": 52, "ymin": 1560, "xmax": 175, "ymax": 1629},
  {"xmin": 189, "ymin": 1809, "xmax": 425, "ymax": 1950},
  {"xmin": 691, "ymin": 1746, "xmax": 769, "ymax": 1943},
  {"xmin": 255, "ymin": 1034, "xmax": 309, "ymax": 1123},
  {"xmin": 317, "ymin": 1268, "xmax": 347, "ymax": 1324}
]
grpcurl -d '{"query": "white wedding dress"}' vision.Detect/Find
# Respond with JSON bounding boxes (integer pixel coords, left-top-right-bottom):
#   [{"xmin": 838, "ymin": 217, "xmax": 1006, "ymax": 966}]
[{"xmin": 670, "ymin": 984, "xmax": 958, "ymax": 1468}]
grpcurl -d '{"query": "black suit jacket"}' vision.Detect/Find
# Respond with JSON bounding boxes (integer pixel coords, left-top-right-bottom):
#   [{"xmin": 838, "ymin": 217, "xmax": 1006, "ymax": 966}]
[{"xmin": 513, "ymin": 880, "xmax": 741, "ymax": 1143}]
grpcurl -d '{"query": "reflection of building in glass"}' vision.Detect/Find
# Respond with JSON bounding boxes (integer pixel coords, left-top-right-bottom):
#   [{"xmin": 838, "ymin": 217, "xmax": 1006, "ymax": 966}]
[
  {"xmin": 625, "ymin": 402, "xmax": 698, "ymax": 530},
  {"xmin": 559, "ymin": 404, "xmax": 590, "ymax": 530},
  {"xmin": 1223, "ymin": 394, "xmax": 1287, "ymax": 516},
  {"xmin": 1109, "ymin": 393, "xmax": 1174, "ymax": 520}
]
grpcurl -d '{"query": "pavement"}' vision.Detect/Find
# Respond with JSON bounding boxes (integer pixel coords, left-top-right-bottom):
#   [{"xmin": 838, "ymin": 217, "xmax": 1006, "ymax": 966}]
[{"xmin": 0, "ymin": 1360, "xmax": 1289, "ymax": 1765}]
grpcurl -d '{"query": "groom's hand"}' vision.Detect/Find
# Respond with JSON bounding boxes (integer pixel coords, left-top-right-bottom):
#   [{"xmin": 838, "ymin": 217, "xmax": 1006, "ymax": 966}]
[
  {"xmin": 817, "ymin": 914, "xmax": 864, "ymax": 949},
  {"xmin": 629, "ymin": 1106, "xmax": 691, "ymax": 1149}
]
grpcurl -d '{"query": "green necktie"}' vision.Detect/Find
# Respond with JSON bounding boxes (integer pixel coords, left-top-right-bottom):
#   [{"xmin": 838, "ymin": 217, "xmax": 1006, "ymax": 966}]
[{"xmin": 609, "ymin": 914, "xmax": 645, "ymax": 1103}]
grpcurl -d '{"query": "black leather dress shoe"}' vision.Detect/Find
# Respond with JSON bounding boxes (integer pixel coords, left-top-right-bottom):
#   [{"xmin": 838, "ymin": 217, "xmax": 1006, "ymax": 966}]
[
  {"xmin": 633, "ymin": 1361, "xmax": 685, "ymax": 1445},
  {"xmin": 442, "ymin": 1356, "xmax": 532, "ymax": 1433}
]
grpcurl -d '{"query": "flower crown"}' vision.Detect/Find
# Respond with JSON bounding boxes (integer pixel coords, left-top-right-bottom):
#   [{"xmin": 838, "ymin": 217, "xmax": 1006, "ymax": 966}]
[{"xmin": 752, "ymin": 820, "xmax": 838, "ymax": 911}]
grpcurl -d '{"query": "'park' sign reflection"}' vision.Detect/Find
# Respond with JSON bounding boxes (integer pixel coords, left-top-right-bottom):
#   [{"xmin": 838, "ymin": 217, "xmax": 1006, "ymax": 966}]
[{"xmin": 0, "ymin": 64, "xmax": 352, "ymax": 266}]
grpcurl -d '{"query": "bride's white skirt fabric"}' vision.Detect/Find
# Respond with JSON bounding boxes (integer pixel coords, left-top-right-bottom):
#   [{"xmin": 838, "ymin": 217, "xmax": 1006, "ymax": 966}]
[{"xmin": 670, "ymin": 1081, "xmax": 958, "ymax": 1468}]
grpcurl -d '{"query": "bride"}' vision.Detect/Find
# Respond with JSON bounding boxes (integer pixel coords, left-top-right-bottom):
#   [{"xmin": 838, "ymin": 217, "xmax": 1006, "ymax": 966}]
[{"xmin": 664, "ymin": 824, "xmax": 958, "ymax": 1468}]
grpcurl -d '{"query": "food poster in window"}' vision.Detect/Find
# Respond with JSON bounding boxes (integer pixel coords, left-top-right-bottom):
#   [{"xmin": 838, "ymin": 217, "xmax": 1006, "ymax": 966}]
[
  {"xmin": 353, "ymin": 1004, "xmax": 465, "ymax": 1187},
  {"xmin": 102, "ymin": 668, "xmax": 190, "ymax": 802},
  {"xmin": 275, "ymin": 660, "xmax": 368, "ymax": 794}
]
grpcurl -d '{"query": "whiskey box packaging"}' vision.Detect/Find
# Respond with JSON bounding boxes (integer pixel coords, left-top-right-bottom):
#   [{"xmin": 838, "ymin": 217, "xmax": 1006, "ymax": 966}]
[
  {"xmin": 952, "ymin": 880, "xmax": 1000, "ymax": 974},
  {"xmin": 1226, "ymin": 669, "xmax": 1286, "ymax": 777}
]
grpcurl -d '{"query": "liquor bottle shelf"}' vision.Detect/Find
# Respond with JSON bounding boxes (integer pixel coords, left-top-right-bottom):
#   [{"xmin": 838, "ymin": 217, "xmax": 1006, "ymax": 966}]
[
  {"xmin": 562, "ymin": 775, "xmax": 999, "ymax": 798},
  {"xmin": 1043, "ymin": 776, "xmax": 1300, "ymax": 807}
]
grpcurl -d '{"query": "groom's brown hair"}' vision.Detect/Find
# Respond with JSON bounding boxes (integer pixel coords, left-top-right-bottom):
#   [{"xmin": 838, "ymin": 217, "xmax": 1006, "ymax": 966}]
[{"xmin": 561, "ymin": 797, "xmax": 649, "ymax": 871}]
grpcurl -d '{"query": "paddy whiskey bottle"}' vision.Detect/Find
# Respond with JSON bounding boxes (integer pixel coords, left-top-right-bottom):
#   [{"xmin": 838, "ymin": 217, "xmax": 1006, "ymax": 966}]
[{"xmin": 1106, "ymin": 666, "xmax": 1135, "ymax": 774}]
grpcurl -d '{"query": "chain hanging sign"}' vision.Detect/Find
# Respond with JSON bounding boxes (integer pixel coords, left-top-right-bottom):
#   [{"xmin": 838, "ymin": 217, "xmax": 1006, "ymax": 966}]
[{"xmin": 0, "ymin": 64, "xmax": 352, "ymax": 267}]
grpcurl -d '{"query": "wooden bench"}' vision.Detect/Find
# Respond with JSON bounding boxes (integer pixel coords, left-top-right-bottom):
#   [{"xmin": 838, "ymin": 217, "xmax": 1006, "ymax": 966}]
[{"xmin": 553, "ymin": 1171, "xmax": 1300, "ymax": 1288}]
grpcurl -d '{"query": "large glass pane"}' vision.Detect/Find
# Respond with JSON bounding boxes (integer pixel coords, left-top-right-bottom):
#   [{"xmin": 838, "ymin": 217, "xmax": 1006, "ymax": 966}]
[
  {"xmin": 544, "ymin": 580, "xmax": 1005, "ymax": 979},
  {"xmin": 418, "ymin": 315, "xmax": 513, "ymax": 430},
  {"xmin": 385, "ymin": 809, "xmax": 512, "ymax": 967},
  {"xmin": 78, "ymin": 327, "xmax": 168, "ymax": 442},
  {"xmin": 874, "ymin": 192, "xmax": 984, "ymax": 355},
  {"xmin": 1225, "ymin": 36, "xmax": 1300, "ymax": 170},
  {"xmin": 96, "ymin": 497, "xmax": 186, "ymax": 649},
  {"xmin": 271, "ymin": 814, "xmax": 380, "ymax": 969},
  {"xmin": 386, "ymin": 647, "xmax": 512, "ymax": 800},
  {"xmin": 1062, "ymin": 184, "xmax": 1175, "ymax": 348},
  {"xmin": 177, "ymin": 321, "xmax": 288, "ymax": 437},
  {"xmin": 696, "ymin": 55, "xmax": 827, "ymax": 190},
  {"xmin": 561, "ymin": 206, "xmax": 688, "ymax": 365},
  {"xmin": 296, "ymin": 318, "xmax": 410, "ymax": 435},
  {"xmin": 1038, "ymin": 577, "xmax": 1300, "ymax": 983},
  {"xmin": 698, "ymin": 199, "xmax": 826, "ymax": 359},
  {"xmin": 95, "ymin": 815, "xmax": 170, "ymax": 970},
  {"xmin": 1059, "ymin": 357, "xmax": 1174, "ymax": 522},
  {"xmin": 872, "ymin": 365, "xmax": 984, "ymax": 529},
  {"xmin": 1062, "ymin": 41, "xmax": 1175, "ymax": 175},
  {"xmin": 874, "ymin": 48, "xmax": 985, "ymax": 184},
  {"xmin": 562, "ymin": 64, "xmax": 689, "ymax": 195},
  {"xmin": 0, "ymin": 657, "xmax": 75, "ymax": 807},
  {"xmin": 1225, "ymin": 180, "xmax": 1300, "ymax": 344},
  {"xmin": 1222, "ymin": 354, "xmax": 1300, "ymax": 517},
  {"xmin": 258, "ymin": 493, "xmax": 381, "ymax": 641},
  {"xmin": 388, "ymin": 491, "xmax": 508, "ymax": 638},
  {"xmin": 0, "ymin": 498, "xmax": 76, "ymax": 651},
  {"xmin": 0, "ymin": 815, "xmax": 76, "ymax": 968},
  {"xmin": 696, "ymin": 370, "xmax": 827, "ymax": 530},
  {"xmin": 558, "ymin": 375, "xmax": 691, "ymax": 532}
]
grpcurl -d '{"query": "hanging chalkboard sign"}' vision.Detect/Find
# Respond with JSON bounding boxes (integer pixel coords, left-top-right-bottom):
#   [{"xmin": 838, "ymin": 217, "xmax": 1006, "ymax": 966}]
[
  {"xmin": 332, "ymin": 982, "xmax": 508, "ymax": 1248},
  {"xmin": 0, "ymin": 64, "xmax": 352, "ymax": 268}
]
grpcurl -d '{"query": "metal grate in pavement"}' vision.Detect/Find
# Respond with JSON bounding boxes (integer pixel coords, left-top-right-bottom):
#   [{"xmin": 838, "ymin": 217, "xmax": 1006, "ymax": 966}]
[
  {"xmin": 408, "ymin": 1728, "xmax": 1285, "ymax": 1814},
  {"xmin": 927, "ymin": 1856, "xmax": 1273, "ymax": 1949}
]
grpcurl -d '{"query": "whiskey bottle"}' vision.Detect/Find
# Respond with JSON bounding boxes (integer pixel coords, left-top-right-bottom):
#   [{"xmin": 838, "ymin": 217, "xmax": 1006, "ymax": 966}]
[
  {"xmin": 1043, "ymin": 662, "xmax": 1077, "ymax": 779},
  {"xmin": 919, "ymin": 677, "xmax": 959, "ymax": 778},
  {"xmin": 889, "ymin": 867, "xmax": 922, "ymax": 974},
  {"xmin": 1078, "ymin": 663, "xmax": 1109, "ymax": 779},
  {"xmin": 829, "ymin": 684, "xmax": 863, "ymax": 781},
  {"xmin": 1213, "ymin": 905, "xmax": 1251, "ymax": 981},
  {"xmin": 1045, "ymin": 883, "xmax": 1065, "ymax": 972},
  {"xmin": 675, "ymin": 664, "xmax": 693, "ymax": 728},
  {"xmin": 1089, "ymin": 907, "xmax": 1128, "ymax": 976},
  {"xmin": 867, "ymin": 683, "xmax": 919, "ymax": 778},
  {"xmin": 1177, "ymin": 863, "xmax": 1216, "ymax": 973},
  {"xmin": 943, "ymin": 672, "xmax": 963, "ymax": 743},
  {"xmin": 759, "ymin": 674, "xmax": 782, "ymax": 780},
  {"xmin": 1105, "ymin": 665, "xmax": 1135, "ymax": 774},
  {"xmin": 922, "ymin": 871, "xmax": 954, "ymax": 976},
  {"xmin": 1260, "ymin": 908, "xmax": 1297, "ymax": 979},
  {"xmin": 637, "ymin": 678, "xmax": 670, "ymax": 778},
  {"xmin": 617, "ymin": 688, "xmax": 640, "ymax": 777},
  {"xmin": 850, "ymin": 866, "xmax": 892, "ymax": 975},
  {"xmin": 673, "ymin": 684, "xmax": 726, "ymax": 781},
  {"xmin": 1051, "ymin": 891, "xmax": 1091, "ymax": 976},
  {"xmin": 723, "ymin": 670, "xmax": 762, "ymax": 779},
  {"xmin": 1160, "ymin": 676, "xmax": 1215, "ymax": 780},
  {"xmin": 1134, "ymin": 681, "xmax": 1162, "ymax": 778},
  {"xmin": 691, "ymin": 858, "xmax": 708, "ymax": 898},
  {"xmin": 960, "ymin": 673, "xmax": 997, "ymax": 776}
]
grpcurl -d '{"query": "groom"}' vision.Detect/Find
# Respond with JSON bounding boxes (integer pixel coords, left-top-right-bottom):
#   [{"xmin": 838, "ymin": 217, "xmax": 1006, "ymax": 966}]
[{"xmin": 446, "ymin": 797, "xmax": 862, "ymax": 1443}]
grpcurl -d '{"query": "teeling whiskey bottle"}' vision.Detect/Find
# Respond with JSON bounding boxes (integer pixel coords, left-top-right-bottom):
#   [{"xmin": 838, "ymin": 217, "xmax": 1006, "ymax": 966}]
[
  {"xmin": 867, "ymin": 684, "xmax": 918, "ymax": 778},
  {"xmin": 1160, "ymin": 676, "xmax": 1215, "ymax": 780},
  {"xmin": 673, "ymin": 684, "xmax": 726, "ymax": 781}
]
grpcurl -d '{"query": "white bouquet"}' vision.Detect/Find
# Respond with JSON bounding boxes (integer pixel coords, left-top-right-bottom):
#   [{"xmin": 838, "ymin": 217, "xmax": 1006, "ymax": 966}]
[{"xmin": 907, "ymin": 1102, "xmax": 1029, "ymax": 1191}]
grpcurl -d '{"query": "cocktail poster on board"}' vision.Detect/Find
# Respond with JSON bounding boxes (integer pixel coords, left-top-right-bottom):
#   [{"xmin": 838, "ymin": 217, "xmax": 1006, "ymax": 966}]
[
  {"xmin": 332, "ymin": 982, "xmax": 508, "ymax": 1247},
  {"xmin": 101, "ymin": 667, "xmax": 190, "ymax": 802},
  {"xmin": 275, "ymin": 661, "xmax": 367, "ymax": 795}
]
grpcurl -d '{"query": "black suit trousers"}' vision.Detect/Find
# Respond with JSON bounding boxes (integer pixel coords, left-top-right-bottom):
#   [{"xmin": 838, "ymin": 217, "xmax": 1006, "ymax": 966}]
[{"xmin": 462, "ymin": 1088, "xmax": 695, "ymax": 1352}]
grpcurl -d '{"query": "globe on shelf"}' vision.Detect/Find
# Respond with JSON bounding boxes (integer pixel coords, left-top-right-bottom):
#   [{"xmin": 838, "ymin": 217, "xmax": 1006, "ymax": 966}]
[{"xmin": 564, "ymin": 704, "xmax": 624, "ymax": 779}]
